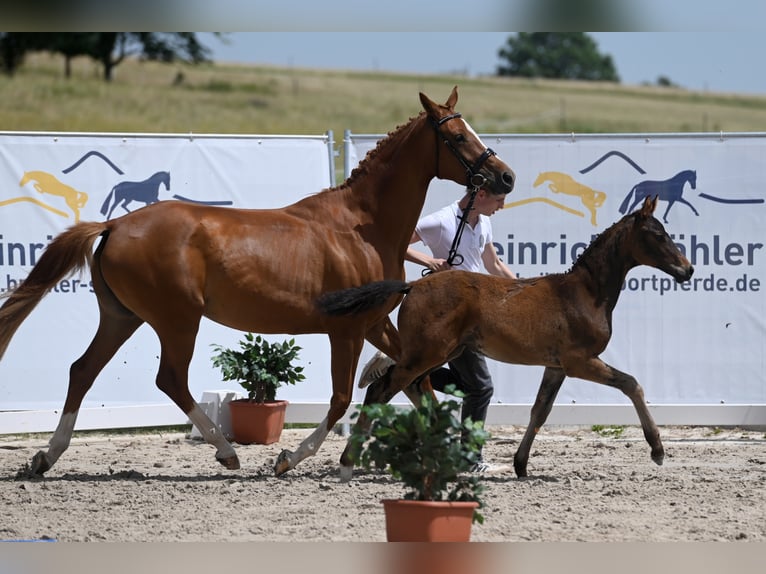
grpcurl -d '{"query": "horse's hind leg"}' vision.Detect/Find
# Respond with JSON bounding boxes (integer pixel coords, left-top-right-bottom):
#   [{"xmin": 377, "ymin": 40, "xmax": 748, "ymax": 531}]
[
  {"xmin": 514, "ymin": 367, "xmax": 566, "ymax": 478},
  {"xmin": 153, "ymin": 326, "xmax": 239, "ymax": 471},
  {"xmin": 275, "ymin": 333, "xmax": 363, "ymax": 477},
  {"xmin": 30, "ymin": 313, "xmax": 143, "ymax": 475}
]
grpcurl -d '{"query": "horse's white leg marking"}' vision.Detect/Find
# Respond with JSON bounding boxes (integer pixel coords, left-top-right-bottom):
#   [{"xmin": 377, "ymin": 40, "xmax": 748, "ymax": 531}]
[
  {"xmin": 286, "ymin": 416, "xmax": 331, "ymax": 468},
  {"xmin": 45, "ymin": 411, "xmax": 78, "ymax": 466},
  {"xmin": 187, "ymin": 403, "xmax": 237, "ymax": 462}
]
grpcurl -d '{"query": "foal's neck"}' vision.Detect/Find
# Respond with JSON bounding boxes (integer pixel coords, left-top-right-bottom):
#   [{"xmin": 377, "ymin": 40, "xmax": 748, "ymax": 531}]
[{"xmin": 576, "ymin": 225, "xmax": 635, "ymax": 309}]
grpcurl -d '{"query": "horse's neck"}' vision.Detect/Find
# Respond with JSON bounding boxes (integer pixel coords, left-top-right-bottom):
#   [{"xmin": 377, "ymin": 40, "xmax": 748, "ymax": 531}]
[
  {"xmin": 574, "ymin": 227, "xmax": 634, "ymax": 309},
  {"xmin": 348, "ymin": 117, "xmax": 435, "ymax": 239}
]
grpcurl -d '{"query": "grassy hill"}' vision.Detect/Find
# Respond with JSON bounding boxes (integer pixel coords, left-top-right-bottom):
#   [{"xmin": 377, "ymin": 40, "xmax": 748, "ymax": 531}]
[{"xmin": 3, "ymin": 53, "xmax": 766, "ymax": 143}]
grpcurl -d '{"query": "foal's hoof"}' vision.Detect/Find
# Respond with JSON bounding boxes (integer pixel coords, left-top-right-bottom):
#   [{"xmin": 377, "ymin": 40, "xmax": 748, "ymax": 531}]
[
  {"xmin": 651, "ymin": 448, "xmax": 665, "ymax": 466},
  {"xmin": 339, "ymin": 465, "xmax": 353, "ymax": 483},
  {"xmin": 216, "ymin": 454, "xmax": 240, "ymax": 470},
  {"xmin": 30, "ymin": 451, "xmax": 51, "ymax": 476},
  {"xmin": 274, "ymin": 450, "xmax": 293, "ymax": 476},
  {"xmin": 513, "ymin": 460, "xmax": 528, "ymax": 478}
]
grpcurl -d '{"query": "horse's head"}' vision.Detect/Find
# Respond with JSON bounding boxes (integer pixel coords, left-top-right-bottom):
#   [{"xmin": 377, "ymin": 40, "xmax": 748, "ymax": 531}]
[
  {"xmin": 631, "ymin": 196, "xmax": 694, "ymax": 282},
  {"xmin": 161, "ymin": 171, "xmax": 171, "ymax": 190},
  {"xmin": 688, "ymin": 170, "xmax": 697, "ymax": 189},
  {"xmin": 420, "ymin": 86, "xmax": 515, "ymax": 196}
]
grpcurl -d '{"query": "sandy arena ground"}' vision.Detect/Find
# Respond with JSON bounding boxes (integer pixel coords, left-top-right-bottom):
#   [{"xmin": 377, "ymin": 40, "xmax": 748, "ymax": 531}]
[{"xmin": 0, "ymin": 424, "xmax": 764, "ymax": 543}]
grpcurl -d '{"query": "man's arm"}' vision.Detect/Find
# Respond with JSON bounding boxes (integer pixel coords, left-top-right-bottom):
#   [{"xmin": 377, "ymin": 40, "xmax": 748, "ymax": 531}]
[
  {"xmin": 406, "ymin": 231, "xmax": 450, "ymax": 273},
  {"xmin": 481, "ymin": 242, "xmax": 516, "ymax": 279}
]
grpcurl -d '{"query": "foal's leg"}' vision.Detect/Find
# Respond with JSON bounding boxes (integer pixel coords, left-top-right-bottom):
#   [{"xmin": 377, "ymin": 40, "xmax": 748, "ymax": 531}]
[
  {"xmin": 29, "ymin": 313, "xmax": 143, "ymax": 475},
  {"xmin": 338, "ymin": 358, "xmax": 440, "ymax": 482},
  {"xmin": 363, "ymin": 316, "xmax": 402, "ymax": 361},
  {"xmin": 275, "ymin": 333, "xmax": 363, "ymax": 476},
  {"xmin": 514, "ymin": 367, "xmax": 566, "ymax": 478},
  {"xmin": 565, "ymin": 357, "xmax": 664, "ymax": 467}
]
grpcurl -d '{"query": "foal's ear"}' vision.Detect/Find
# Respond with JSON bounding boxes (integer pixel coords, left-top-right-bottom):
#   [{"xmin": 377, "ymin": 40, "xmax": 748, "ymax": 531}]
[{"xmin": 640, "ymin": 195, "xmax": 659, "ymax": 217}]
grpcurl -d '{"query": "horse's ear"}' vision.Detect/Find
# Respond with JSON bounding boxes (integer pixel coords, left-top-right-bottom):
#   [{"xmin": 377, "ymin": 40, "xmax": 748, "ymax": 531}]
[
  {"xmin": 640, "ymin": 195, "xmax": 658, "ymax": 217},
  {"xmin": 419, "ymin": 91, "xmax": 439, "ymax": 117},
  {"xmin": 444, "ymin": 86, "xmax": 458, "ymax": 110}
]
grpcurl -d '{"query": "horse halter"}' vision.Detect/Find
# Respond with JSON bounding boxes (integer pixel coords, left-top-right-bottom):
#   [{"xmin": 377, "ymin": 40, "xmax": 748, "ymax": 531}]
[
  {"xmin": 423, "ymin": 113, "xmax": 496, "ymax": 276},
  {"xmin": 430, "ymin": 112, "xmax": 497, "ymax": 190}
]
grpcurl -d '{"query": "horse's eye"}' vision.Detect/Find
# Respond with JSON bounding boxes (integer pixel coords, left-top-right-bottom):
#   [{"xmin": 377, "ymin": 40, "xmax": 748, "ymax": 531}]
[{"xmin": 454, "ymin": 133, "xmax": 466, "ymax": 144}]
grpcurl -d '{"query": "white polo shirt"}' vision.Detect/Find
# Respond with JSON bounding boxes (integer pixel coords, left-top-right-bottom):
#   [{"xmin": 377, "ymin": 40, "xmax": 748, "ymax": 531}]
[{"xmin": 415, "ymin": 201, "xmax": 492, "ymax": 273}]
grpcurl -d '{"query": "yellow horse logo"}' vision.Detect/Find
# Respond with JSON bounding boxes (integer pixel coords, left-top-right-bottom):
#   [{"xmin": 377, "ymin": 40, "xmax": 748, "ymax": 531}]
[
  {"xmin": 505, "ymin": 171, "xmax": 607, "ymax": 226},
  {"xmin": 13, "ymin": 170, "xmax": 89, "ymax": 222}
]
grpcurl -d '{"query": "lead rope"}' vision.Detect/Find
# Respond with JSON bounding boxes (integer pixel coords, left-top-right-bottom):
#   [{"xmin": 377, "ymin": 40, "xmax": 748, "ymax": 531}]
[{"xmin": 423, "ymin": 114, "xmax": 495, "ymax": 276}]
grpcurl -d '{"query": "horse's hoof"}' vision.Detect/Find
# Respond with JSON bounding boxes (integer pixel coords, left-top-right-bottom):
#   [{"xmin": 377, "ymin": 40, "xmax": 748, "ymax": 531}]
[
  {"xmin": 339, "ymin": 465, "xmax": 354, "ymax": 483},
  {"xmin": 274, "ymin": 450, "xmax": 293, "ymax": 476},
  {"xmin": 513, "ymin": 461, "xmax": 528, "ymax": 478},
  {"xmin": 651, "ymin": 448, "xmax": 665, "ymax": 466},
  {"xmin": 30, "ymin": 451, "xmax": 51, "ymax": 476},
  {"xmin": 216, "ymin": 454, "xmax": 240, "ymax": 470}
]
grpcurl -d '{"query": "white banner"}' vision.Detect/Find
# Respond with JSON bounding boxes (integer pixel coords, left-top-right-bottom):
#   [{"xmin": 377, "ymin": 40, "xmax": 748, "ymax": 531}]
[
  {"xmin": 0, "ymin": 133, "xmax": 335, "ymax": 415},
  {"xmin": 347, "ymin": 133, "xmax": 766, "ymax": 411}
]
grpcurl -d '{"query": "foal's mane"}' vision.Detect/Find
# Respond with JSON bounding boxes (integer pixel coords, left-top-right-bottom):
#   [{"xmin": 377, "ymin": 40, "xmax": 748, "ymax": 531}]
[{"xmin": 568, "ymin": 211, "xmax": 634, "ymax": 274}]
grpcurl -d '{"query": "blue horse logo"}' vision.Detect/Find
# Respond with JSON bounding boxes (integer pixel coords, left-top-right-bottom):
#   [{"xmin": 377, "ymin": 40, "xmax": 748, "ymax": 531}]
[
  {"xmin": 100, "ymin": 171, "xmax": 171, "ymax": 220},
  {"xmin": 619, "ymin": 169, "xmax": 698, "ymax": 223}
]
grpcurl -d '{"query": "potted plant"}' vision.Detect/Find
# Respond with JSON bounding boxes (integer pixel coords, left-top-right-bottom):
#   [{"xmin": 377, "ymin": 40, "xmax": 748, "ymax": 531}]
[
  {"xmin": 211, "ymin": 333, "xmax": 305, "ymax": 445},
  {"xmin": 349, "ymin": 385, "xmax": 488, "ymax": 542}
]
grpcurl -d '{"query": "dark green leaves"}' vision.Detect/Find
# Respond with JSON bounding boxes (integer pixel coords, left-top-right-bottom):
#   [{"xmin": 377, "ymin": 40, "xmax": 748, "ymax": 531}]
[{"xmin": 211, "ymin": 333, "xmax": 305, "ymax": 403}]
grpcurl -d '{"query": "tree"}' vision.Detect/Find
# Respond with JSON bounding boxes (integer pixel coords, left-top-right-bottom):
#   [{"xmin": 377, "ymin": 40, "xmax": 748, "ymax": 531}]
[
  {"xmin": 0, "ymin": 33, "xmax": 216, "ymax": 81},
  {"xmin": 496, "ymin": 33, "xmax": 619, "ymax": 82}
]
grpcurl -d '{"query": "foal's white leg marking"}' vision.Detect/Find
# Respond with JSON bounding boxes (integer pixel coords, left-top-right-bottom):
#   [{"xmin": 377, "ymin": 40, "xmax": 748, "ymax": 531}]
[
  {"xmin": 45, "ymin": 411, "xmax": 78, "ymax": 466},
  {"xmin": 287, "ymin": 416, "xmax": 331, "ymax": 468},
  {"xmin": 187, "ymin": 403, "xmax": 237, "ymax": 461},
  {"xmin": 339, "ymin": 463, "xmax": 354, "ymax": 483}
]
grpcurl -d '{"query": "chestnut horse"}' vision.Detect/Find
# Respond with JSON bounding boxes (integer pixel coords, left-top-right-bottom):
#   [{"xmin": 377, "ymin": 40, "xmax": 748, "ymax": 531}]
[
  {"xmin": 318, "ymin": 196, "xmax": 694, "ymax": 478},
  {"xmin": 0, "ymin": 87, "xmax": 515, "ymax": 477}
]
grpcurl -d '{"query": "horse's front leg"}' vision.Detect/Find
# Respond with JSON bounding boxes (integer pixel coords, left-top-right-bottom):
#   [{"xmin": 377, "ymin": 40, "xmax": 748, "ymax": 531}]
[
  {"xmin": 566, "ymin": 357, "xmax": 664, "ymax": 468},
  {"xmin": 274, "ymin": 333, "xmax": 362, "ymax": 476},
  {"xmin": 514, "ymin": 367, "xmax": 566, "ymax": 478}
]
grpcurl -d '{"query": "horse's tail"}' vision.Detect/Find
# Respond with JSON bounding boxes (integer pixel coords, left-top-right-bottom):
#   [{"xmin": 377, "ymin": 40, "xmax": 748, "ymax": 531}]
[
  {"xmin": 0, "ymin": 222, "xmax": 107, "ymax": 360},
  {"xmin": 317, "ymin": 280, "xmax": 411, "ymax": 317},
  {"xmin": 618, "ymin": 186, "xmax": 636, "ymax": 214},
  {"xmin": 100, "ymin": 187, "xmax": 115, "ymax": 216}
]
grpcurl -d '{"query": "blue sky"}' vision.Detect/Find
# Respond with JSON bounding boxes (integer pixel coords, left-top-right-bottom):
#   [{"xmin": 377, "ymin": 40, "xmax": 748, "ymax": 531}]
[{"xmin": 201, "ymin": 32, "xmax": 765, "ymax": 96}]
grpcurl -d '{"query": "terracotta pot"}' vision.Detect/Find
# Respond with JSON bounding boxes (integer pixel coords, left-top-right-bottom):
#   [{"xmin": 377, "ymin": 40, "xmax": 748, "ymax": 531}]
[
  {"xmin": 381, "ymin": 499, "xmax": 478, "ymax": 542},
  {"xmin": 228, "ymin": 399, "xmax": 288, "ymax": 445}
]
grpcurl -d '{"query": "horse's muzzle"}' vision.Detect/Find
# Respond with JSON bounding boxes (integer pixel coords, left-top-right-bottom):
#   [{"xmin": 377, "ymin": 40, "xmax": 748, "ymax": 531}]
[
  {"xmin": 502, "ymin": 171, "xmax": 515, "ymax": 192},
  {"xmin": 674, "ymin": 264, "xmax": 694, "ymax": 282}
]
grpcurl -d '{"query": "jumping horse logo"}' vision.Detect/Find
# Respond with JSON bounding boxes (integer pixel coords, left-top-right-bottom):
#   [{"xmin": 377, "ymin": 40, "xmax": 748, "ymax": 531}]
[
  {"xmin": 16, "ymin": 171, "xmax": 89, "ymax": 222},
  {"xmin": 504, "ymin": 171, "xmax": 607, "ymax": 226}
]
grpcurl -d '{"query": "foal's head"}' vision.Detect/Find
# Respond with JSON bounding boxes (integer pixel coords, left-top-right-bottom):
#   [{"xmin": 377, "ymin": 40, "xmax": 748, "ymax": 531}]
[{"xmin": 629, "ymin": 196, "xmax": 694, "ymax": 282}]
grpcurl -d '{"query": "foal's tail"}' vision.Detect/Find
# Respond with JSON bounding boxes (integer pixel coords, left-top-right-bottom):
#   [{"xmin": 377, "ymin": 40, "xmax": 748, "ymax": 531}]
[
  {"xmin": 0, "ymin": 221, "xmax": 107, "ymax": 360},
  {"xmin": 317, "ymin": 280, "xmax": 411, "ymax": 317}
]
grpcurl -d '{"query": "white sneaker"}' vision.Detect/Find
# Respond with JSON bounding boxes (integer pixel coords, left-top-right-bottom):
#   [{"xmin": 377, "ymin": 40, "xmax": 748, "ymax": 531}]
[
  {"xmin": 358, "ymin": 351, "xmax": 396, "ymax": 388},
  {"xmin": 470, "ymin": 461, "xmax": 514, "ymax": 474}
]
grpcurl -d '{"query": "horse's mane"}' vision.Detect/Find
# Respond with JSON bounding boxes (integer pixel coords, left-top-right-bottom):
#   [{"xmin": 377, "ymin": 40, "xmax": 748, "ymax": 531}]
[{"xmin": 329, "ymin": 111, "xmax": 427, "ymax": 192}]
